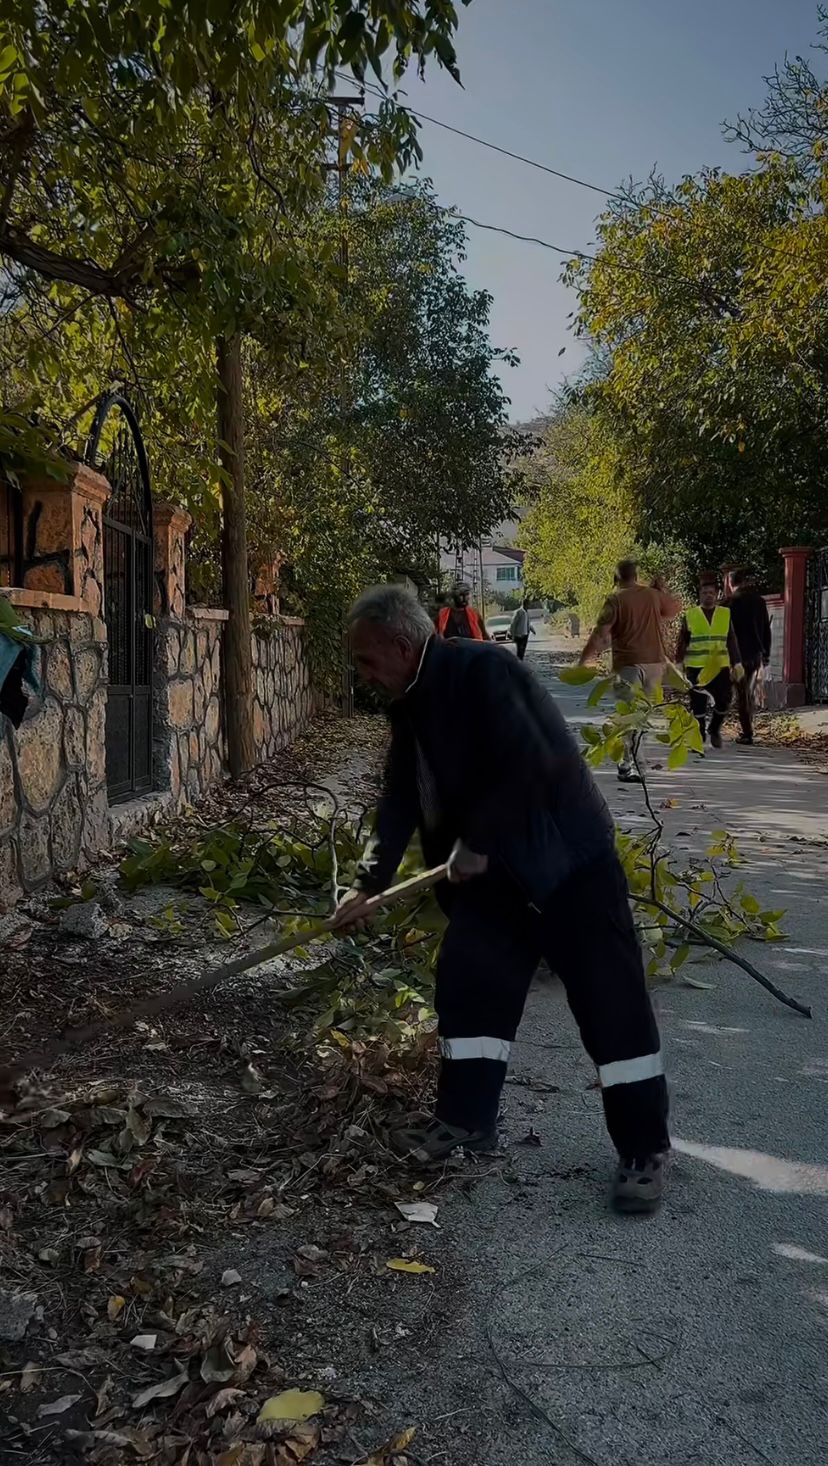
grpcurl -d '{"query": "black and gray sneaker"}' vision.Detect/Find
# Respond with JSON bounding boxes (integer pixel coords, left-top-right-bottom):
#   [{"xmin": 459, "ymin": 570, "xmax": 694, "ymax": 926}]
[
  {"xmin": 617, "ymin": 767, "xmax": 644, "ymax": 785},
  {"xmin": 612, "ymin": 1154, "xmax": 665, "ymax": 1214},
  {"xmin": 390, "ymin": 1116, "xmax": 497, "ymax": 1163}
]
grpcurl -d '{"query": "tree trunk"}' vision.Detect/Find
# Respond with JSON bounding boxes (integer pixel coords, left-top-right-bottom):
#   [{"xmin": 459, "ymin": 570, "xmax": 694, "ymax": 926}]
[{"xmin": 216, "ymin": 332, "xmax": 255, "ymax": 777}]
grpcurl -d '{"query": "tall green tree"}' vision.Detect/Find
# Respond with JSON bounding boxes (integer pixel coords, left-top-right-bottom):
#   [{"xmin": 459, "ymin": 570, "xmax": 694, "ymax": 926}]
[
  {"xmin": 561, "ymin": 17, "xmax": 828, "ymax": 583},
  {"xmin": 0, "ymin": 2, "xmax": 475, "ymax": 770}
]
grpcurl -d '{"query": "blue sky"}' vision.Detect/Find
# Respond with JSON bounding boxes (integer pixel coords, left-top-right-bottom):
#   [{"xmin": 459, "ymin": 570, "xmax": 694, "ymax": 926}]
[{"xmin": 395, "ymin": 0, "xmax": 824, "ymax": 421}]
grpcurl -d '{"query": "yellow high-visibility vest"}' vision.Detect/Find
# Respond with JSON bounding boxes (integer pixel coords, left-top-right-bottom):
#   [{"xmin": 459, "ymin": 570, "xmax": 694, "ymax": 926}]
[{"xmin": 685, "ymin": 604, "xmax": 730, "ymax": 672}]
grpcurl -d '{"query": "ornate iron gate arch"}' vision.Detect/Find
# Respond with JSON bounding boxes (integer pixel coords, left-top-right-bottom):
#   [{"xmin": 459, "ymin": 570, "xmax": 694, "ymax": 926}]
[{"xmin": 86, "ymin": 392, "xmax": 154, "ymax": 802}]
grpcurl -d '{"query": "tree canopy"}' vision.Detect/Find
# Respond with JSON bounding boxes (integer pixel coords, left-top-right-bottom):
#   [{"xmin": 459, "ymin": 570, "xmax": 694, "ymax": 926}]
[{"xmin": 521, "ymin": 16, "xmax": 828, "ymax": 599}]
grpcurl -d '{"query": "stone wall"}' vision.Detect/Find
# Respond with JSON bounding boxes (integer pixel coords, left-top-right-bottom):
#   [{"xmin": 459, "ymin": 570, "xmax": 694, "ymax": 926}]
[
  {"xmin": 0, "ymin": 606, "xmax": 108, "ymax": 905},
  {"xmin": 252, "ymin": 616, "xmax": 318, "ymax": 758},
  {"xmin": 153, "ymin": 611, "xmax": 227, "ymax": 804}
]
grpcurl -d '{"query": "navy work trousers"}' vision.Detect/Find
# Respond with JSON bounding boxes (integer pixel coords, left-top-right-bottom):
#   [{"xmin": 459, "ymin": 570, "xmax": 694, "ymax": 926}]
[{"xmin": 434, "ymin": 856, "xmax": 670, "ymax": 1161}]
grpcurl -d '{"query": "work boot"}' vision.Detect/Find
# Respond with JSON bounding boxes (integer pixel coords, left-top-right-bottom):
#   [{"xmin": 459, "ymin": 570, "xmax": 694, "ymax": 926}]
[
  {"xmin": 390, "ymin": 1115, "xmax": 497, "ymax": 1163},
  {"xmin": 612, "ymin": 1154, "xmax": 665, "ymax": 1214},
  {"xmin": 617, "ymin": 767, "xmax": 644, "ymax": 785},
  {"xmin": 709, "ymin": 728, "xmax": 723, "ymax": 749},
  {"xmin": 736, "ymin": 732, "xmax": 753, "ymax": 745}
]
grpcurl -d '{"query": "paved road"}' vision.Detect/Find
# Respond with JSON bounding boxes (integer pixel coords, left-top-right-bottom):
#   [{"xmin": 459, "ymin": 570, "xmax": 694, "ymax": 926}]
[{"xmin": 387, "ymin": 640, "xmax": 828, "ymax": 1466}]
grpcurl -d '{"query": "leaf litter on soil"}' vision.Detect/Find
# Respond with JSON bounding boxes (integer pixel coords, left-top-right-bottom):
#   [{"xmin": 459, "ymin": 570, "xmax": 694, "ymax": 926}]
[{"xmin": 0, "ymin": 713, "xmax": 483, "ymax": 1464}]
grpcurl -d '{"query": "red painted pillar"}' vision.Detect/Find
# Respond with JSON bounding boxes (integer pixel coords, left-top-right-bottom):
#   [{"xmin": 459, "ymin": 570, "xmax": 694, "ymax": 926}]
[{"xmin": 780, "ymin": 546, "xmax": 812, "ymax": 706}]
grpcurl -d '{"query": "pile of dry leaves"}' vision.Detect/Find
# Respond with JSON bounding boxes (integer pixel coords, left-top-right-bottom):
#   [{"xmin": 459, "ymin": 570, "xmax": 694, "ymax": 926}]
[{"xmin": 0, "ymin": 711, "xmax": 467, "ymax": 1465}]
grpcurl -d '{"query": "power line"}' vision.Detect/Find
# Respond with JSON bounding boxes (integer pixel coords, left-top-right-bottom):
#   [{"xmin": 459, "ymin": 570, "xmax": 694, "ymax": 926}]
[
  {"xmin": 336, "ymin": 71, "xmax": 622, "ymax": 202},
  {"xmin": 389, "ymin": 182, "xmax": 596, "ymax": 261}
]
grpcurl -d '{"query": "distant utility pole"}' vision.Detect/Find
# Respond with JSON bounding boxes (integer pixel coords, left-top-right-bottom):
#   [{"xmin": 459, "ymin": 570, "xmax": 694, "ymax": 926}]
[{"xmin": 324, "ymin": 93, "xmax": 363, "ymax": 299}]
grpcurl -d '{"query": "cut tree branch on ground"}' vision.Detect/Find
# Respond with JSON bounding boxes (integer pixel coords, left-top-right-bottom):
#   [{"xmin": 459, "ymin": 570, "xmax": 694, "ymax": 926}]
[
  {"xmin": 0, "ymin": 865, "xmax": 448, "ymax": 1088},
  {"xmin": 641, "ymin": 895, "xmax": 812, "ymax": 1019}
]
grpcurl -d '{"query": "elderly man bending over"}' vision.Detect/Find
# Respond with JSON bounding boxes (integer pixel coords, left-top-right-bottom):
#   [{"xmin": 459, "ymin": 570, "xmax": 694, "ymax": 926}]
[{"xmin": 334, "ymin": 585, "xmax": 670, "ymax": 1214}]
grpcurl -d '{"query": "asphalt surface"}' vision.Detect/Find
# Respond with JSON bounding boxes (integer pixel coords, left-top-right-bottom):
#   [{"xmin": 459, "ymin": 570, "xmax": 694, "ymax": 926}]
[{"xmin": 384, "ymin": 641, "xmax": 828, "ymax": 1466}]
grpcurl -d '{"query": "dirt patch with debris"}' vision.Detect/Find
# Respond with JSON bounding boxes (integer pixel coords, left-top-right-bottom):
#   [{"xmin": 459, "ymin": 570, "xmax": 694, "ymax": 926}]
[
  {"xmin": 751, "ymin": 711, "xmax": 828, "ymax": 773},
  {"xmin": 0, "ymin": 709, "xmax": 502, "ymax": 1466}
]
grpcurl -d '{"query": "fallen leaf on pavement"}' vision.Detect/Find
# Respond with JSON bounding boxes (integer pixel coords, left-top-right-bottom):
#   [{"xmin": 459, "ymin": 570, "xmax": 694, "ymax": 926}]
[
  {"xmin": 37, "ymin": 1393, "xmax": 82, "ymax": 1417},
  {"xmin": 232, "ymin": 1343, "xmax": 258, "ymax": 1383},
  {"xmin": 132, "ymin": 1367, "xmax": 188, "ymax": 1409},
  {"xmin": 206, "ymin": 1386, "xmax": 247, "ymax": 1418},
  {"xmin": 221, "ymin": 1268, "xmax": 242, "ymax": 1287},
  {"xmin": 394, "ymin": 1201, "xmax": 439, "ymax": 1227},
  {"xmin": 385, "ymin": 1259, "xmax": 435, "ymax": 1275},
  {"xmin": 356, "ymin": 1426, "xmax": 417, "ymax": 1465},
  {"xmin": 275, "ymin": 1423, "xmax": 321, "ymax": 1463},
  {"xmin": 257, "ymin": 1388, "xmax": 325, "ymax": 1424},
  {"xmin": 200, "ymin": 1340, "xmax": 236, "ymax": 1384},
  {"xmin": 216, "ymin": 1447, "xmax": 266, "ymax": 1466},
  {"xmin": 107, "ymin": 1294, "xmax": 126, "ymax": 1321},
  {"xmin": 518, "ymin": 1128, "xmax": 542, "ymax": 1147},
  {"xmin": 240, "ymin": 1063, "xmax": 264, "ymax": 1095},
  {"xmin": 19, "ymin": 1361, "xmax": 42, "ymax": 1393}
]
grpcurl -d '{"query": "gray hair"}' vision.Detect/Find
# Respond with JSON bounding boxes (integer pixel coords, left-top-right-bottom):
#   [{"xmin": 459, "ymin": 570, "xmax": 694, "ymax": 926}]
[{"xmin": 348, "ymin": 584, "xmax": 433, "ymax": 644}]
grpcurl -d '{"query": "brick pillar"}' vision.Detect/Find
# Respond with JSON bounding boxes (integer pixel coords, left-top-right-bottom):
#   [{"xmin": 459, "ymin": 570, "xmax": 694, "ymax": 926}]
[
  {"xmin": 153, "ymin": 502, "xmax": 192, "ymax": 619},
  {"xmin": 780, "ymin": 546, "xmax": 812, "ymax": 707},
  {"xmin": 19, "ymin": 463, "xmax": 111, "ymax": 615}
]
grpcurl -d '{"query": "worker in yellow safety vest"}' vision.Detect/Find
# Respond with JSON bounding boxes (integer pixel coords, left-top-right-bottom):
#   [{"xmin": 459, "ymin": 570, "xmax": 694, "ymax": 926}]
[{"xmin": 675, "ymin": 575, "xmax": 743, "ymax": 748}]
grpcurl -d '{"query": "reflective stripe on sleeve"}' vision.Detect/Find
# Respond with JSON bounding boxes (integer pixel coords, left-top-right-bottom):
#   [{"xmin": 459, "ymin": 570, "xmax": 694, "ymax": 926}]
[{"xmin": 599, "ymin": 1051, "xmax": 664, "ymax": 1088}]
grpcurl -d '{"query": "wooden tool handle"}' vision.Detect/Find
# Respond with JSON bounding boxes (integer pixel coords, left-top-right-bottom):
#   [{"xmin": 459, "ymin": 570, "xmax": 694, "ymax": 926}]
[{"xmin": 1, "ymin": 864, "xmax": 449, "ymax": 1084}]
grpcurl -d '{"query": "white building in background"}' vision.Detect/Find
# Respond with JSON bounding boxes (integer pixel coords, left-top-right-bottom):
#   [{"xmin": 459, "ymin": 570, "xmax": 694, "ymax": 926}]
[{"xmin": 439, "ymin": 511, "xmax": 526, "ymax": 604}]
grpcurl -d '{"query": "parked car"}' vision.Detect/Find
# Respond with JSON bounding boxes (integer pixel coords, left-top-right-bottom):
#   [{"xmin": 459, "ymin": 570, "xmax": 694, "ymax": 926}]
[{"xmin": 486, "ymin": 614, "xmax": 513, "ymax": 642}]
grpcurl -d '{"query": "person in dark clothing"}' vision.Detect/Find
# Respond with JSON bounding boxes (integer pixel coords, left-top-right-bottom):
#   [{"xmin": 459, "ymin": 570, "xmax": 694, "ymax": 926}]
[
  {"xmin": 435, "ymin": 582, "xmax": 490, "ymax": 641},
  {"xmin": 726, "ymin": 568, "xmax": 771, "ymax": 744},
  {"xmin": 334, "ymin": 585, "xmax": 670, "ymax": 1213},
  {"xmin": 675, "ymin": 576, "xmax": 743, "ymax": 748}
]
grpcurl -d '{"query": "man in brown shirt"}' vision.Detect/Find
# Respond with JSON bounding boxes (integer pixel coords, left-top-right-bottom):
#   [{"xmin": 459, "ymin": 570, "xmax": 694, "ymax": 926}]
[{"xmin": 579, "ymin": 560, "xmax": 682, "ymax": 783}]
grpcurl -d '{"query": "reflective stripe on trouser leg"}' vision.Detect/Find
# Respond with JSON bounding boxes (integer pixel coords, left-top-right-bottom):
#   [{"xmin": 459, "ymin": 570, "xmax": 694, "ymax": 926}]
[
  {"xmin": 599, "ymin": 1051, "xmax": 663, "ymax": 1089},
  {"xmin": 439, "ymin": 1036, "xmax": 512, "ymax": 1063},
  {"xmin": 437, "ymin": 1038, "xmax": 512, "ymax": 1133}
]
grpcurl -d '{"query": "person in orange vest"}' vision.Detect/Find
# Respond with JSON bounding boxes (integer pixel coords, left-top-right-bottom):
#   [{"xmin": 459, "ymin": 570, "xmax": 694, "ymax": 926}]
[{"xmin": 435, "ymin": 582, "xmax": 490, "ymax": 641}]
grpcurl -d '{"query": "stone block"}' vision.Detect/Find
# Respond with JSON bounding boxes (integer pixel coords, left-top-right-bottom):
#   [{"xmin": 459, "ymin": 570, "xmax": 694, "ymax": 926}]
[
  {"xmin": 156, "ymin": 623, "xmax": 180, "ymax": 678},
  {"xmin": 69, "ymin": 612, "xmax": 93, "ymax": 644},
  {"xmin": 168, "ymin": 738, "xmax": 180, "ymax": 801},
  {"xmin": 178, "ymin": 731, "xmax": 190, "ymax": 777},
  {"xmin": 86, "ymin": 691, "xmax": 107, "ymax": 789},
  {"xmin": 15, "ymin": 698, "xmax": 64, "ymax": 813},
  {"xmin": 205, "ymin": 697, "xmax": 221, "ymax": 746},
  {"xmin": 180, "ymin": 628, "xmax": 196, "ymax": 676},
  {"xmin": 193, "ymin": 673, "xmax": 208, "ymax": 723},
  {"xmin": 0, "ymin": 838, "xmax": 21, "ymax": 912},
  {"xmin": 50, "ymin": 776, "xmax": 82, "ymax": 870},
  {"xmin": 46, "ymin": 640, "xmax": 74, "ymax": 700},
  {"xmin": 74, "ymin": 645, "xmax": 102, "ymax": 703},
  {"xmin": 168, "ymin": 678, "xmax": 194, "ymax": 728},
  {"xmin": 196, "ymin": 629, "xmax": 208, "ymax": 666},
  {"xmin": 18, "ymin": 810, "xmax": 51, "ymax": 887},
  {"xmin": 0, "ymin": 733, "xmax": 17, "ymax": 836},
  {"xmin": 63, "ymin": 705, "xmax": 86, "ymax": 769},
  {"xmin": 253, "ymin": 701, "xmax": 266, "ymax": 749},
  {"xmin": 188, "ymin": 729, "xmax": 199, "ymax": 766},
  {"xmin": 82, "ymin": 787, "xmax": 110, "ymax": 856}
]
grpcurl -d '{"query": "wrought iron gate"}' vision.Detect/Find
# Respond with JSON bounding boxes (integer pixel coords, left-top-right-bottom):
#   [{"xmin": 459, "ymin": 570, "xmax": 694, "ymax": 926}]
[
  {"xmin": 807, "ymin": 547, "xmax": 828, "ymax": 704},
  {"xmin": 86, "ymin": 393, "xmax": 154, "ymax": 801}
]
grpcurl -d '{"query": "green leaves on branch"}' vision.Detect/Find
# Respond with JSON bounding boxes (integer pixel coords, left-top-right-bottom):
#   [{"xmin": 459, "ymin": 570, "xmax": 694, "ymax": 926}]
[{"xmin": 561, "ymin": 670, "xmax": 785, "ymax": 985}]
